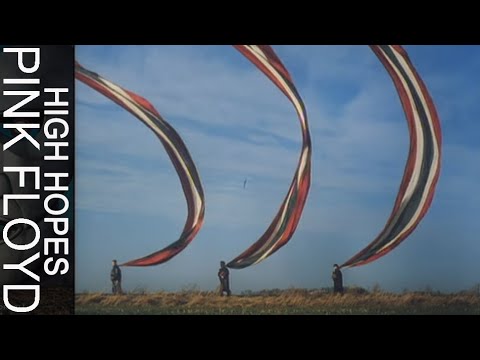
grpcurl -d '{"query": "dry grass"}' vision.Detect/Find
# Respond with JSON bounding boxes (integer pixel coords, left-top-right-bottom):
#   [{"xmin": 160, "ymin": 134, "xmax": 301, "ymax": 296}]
[{"xmin": 76, "ymin": 288, "xmax": 480, "ymax": 315}]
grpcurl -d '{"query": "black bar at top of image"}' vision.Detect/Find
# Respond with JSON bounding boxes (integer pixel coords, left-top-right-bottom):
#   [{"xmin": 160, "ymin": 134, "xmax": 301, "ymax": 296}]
[{"xmin": 0, "ymin": 45, "xmax": 75, "ymax": 315}]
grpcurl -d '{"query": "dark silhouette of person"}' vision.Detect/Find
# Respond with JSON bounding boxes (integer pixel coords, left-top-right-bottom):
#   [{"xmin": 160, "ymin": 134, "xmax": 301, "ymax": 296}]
[
  {"xmin": 218, "ymin": 261, "xmax": 231, "ymax": 297},
  {"xmin": 332, "ymin": 264, "xmax": 344, "ymax": 295},
  {"xmin": 111, "ymin": 260, "xmax": 122, "ymax": 295}
]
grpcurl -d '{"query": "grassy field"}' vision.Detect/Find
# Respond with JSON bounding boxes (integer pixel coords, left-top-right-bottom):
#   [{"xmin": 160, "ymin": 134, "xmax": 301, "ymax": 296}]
[{"xmin": 76, "ymin": 288, "xmax": 480, "ymax": 315}]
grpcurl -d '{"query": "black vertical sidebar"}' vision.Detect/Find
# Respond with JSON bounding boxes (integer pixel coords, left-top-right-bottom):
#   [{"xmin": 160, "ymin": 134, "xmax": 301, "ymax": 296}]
[{"xmin": 0, "ymin": 45, "xmax": 74, "ymax": 315}]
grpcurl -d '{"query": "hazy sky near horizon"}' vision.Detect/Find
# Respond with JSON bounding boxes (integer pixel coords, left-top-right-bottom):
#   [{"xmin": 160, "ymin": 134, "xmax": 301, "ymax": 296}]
[{"xmin": 76, "ymin": 45, "xmax": 480, "ymax": 293}]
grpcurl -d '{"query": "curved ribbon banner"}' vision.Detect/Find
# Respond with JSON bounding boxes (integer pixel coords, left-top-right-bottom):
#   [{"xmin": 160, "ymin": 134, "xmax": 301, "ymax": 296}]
[
  {"xmin": 75, "ymin": 62, "xmax": 205, "ymax": 267},
  {"xmin": 341, "ymin": 45, "xmax": 442, "ymax": 268},
  {"xmin": 227, "ymin": 45, "xmax": 312, "ymax": 269}
]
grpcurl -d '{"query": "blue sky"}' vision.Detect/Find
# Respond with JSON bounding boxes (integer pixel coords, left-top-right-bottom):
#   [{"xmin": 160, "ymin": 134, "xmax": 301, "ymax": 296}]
[{"xmin": 75, "ymin": 45, "xmax": 480, "ymax": 294}]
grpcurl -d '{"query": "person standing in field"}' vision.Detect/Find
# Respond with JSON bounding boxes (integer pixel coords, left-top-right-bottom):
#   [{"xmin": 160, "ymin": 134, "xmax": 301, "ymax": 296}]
[
  {"xmin": 218, "ymin": 261, "xmax": 231, "ymax": 297},
  {"xmin": 332, "ymin": 264, "xmax": 344, "ymax": 295},
  {"xmin": 111, "ymin": 260, "xmax": 123, "ymax": 295}
]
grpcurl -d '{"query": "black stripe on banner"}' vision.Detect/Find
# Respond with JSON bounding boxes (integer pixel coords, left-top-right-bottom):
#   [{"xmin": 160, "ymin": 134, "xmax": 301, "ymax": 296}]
[{"xmin": 360, "ymin": 45, "xmax": 437, "ymax": 260}]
